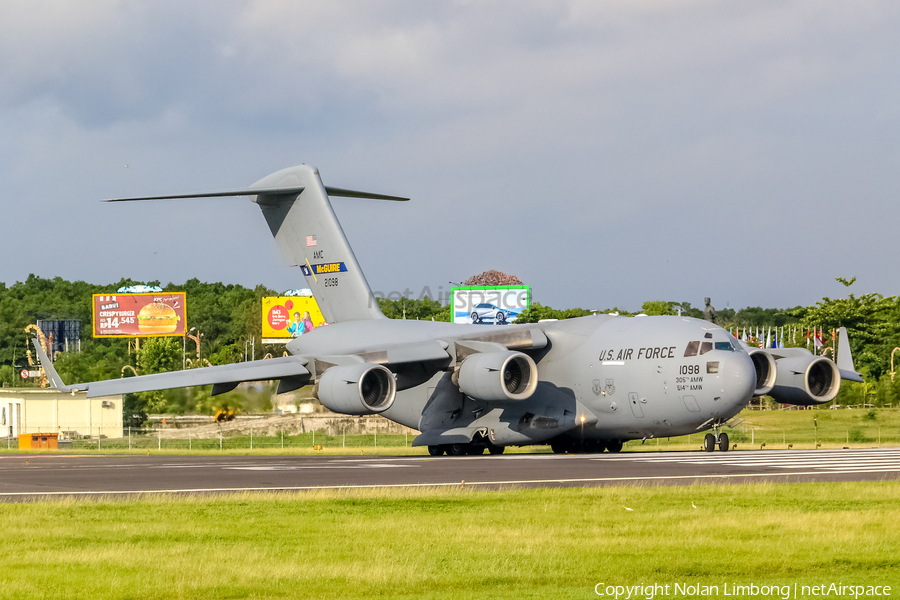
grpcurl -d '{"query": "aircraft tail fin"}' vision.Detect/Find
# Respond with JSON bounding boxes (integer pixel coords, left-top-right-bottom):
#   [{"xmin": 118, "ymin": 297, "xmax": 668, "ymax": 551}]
[{"xmin": 105, "ymin": 165, "xmax": 408, "ymax": 323}]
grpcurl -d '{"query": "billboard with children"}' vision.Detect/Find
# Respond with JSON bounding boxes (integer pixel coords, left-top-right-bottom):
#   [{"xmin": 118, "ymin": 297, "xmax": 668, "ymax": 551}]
[{"xmin": 262, "ymin": 295, "xmax": 326, "ymax": 339}]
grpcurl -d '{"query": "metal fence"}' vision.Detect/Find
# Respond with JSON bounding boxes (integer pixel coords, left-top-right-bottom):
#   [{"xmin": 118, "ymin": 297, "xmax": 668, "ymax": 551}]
[
  {"xmin": 56, "ymin": 428, "xmax": 417, "ymax": 451},
  {"xmin": 4, "ymin": 418, "xmax": 897, "ymax": 452}
]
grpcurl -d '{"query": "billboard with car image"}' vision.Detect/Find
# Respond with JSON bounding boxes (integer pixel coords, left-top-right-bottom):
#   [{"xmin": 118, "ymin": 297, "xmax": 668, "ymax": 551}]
[{"xmin": 451, "ymin": 286, "xmax": 530, "ymax": 325}]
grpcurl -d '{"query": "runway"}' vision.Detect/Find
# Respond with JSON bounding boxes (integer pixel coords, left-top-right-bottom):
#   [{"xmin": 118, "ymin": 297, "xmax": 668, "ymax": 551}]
[{"xmin": 1, "ymin": 448, "xmax": 898, "ymax": 501}]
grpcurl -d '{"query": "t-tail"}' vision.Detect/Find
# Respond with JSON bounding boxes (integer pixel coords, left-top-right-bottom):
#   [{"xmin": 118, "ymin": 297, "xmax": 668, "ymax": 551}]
[{"xmin": 105, "ymin": 164, "xmax": 408, "ymax": 323}]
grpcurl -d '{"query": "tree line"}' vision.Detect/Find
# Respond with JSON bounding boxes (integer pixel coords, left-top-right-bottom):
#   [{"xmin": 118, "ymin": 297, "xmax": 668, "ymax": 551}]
[{"xmin": 2, "ymin": 275, "xmax": 898, "ymax": 418}]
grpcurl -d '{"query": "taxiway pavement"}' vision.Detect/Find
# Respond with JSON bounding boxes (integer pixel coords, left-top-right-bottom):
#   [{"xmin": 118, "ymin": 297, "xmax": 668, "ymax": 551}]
[{"xmin": 1, "ymin": 448, "xmax": 898, "ymax": 501}]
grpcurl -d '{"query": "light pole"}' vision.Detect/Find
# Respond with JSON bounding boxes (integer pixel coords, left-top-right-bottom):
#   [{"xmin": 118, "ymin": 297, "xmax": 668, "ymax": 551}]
[
  {"xmin": 891, "ymin": 348, "xmax": 900, "ymax": 381},
  {"xmin": 183, "ymin": 327, "xmax": 196, "ymax": 370},
  {"xmin": 185, "ymin": 328, "xmax": 201, "ymax": 367}
]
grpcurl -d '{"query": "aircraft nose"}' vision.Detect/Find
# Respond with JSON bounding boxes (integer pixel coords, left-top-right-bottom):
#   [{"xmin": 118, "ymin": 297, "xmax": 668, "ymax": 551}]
[{"xmin": 719, "ymin": 351, "xmax": 756, "ymax": 406}]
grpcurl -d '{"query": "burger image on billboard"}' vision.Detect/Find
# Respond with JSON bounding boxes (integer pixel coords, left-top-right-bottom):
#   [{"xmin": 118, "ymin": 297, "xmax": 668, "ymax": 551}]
[{"xmin": 138, "ymin": 302, "xmax": 180, "ymax": 334}]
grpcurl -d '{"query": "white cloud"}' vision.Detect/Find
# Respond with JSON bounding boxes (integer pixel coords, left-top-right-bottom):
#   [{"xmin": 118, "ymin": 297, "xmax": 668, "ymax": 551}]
[{"xmin": 0, "ymin": 0, "xmax": 898, "ymax": 309}]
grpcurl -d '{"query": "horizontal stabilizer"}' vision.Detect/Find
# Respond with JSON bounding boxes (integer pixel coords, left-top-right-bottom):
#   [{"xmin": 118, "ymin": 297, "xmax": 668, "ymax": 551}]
[
  {"xmin": 323, "ymin": 187, "xmax": 408, "ymax": 202},
  {"xmin": 102, "ymin": 186, "xmax": 407, "ymax": 203},
  {"xmin": 103, "ymin": 187, "xmax": 306, "ymax": 202}
]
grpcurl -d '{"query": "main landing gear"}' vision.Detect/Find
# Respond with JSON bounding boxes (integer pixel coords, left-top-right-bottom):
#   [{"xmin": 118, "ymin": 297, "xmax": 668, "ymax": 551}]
[{"xmin": 703, "ymin": 429, "xmax": 730, "ymax": 452}]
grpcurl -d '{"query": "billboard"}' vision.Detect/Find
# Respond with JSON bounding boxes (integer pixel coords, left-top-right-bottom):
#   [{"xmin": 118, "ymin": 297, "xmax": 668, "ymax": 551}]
[
  {"xmin": 262, "ymin": 296, "xmax": 326, "ymax": 339},
  {"xmin": 92, "ymin": 293, "xmax": 186, "ymax": 337},
  {"xmin": 36, "ymin": 320, "xmax": 81, "ymax": 353},
  {"xmin": 452, "ymin": 286, "xmax": 530, "ymax": 325}
]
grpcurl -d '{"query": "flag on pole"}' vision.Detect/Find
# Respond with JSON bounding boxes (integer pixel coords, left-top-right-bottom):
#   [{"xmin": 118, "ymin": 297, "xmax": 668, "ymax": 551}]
[{"xmin": 814, "ymin": 327, "xmax": 824, "ymax": 348}]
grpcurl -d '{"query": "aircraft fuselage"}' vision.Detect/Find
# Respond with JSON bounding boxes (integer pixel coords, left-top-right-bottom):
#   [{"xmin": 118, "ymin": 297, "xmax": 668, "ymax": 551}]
[{"xmin": 286, "ymin": 314, "xmax": 756, "ymax": 447}]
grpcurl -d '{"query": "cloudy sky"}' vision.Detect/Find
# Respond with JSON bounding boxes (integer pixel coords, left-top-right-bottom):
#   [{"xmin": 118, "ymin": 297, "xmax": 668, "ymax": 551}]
[{"xmin": 2, "ymin": 1, "xmax": 898, "ymax": 312}]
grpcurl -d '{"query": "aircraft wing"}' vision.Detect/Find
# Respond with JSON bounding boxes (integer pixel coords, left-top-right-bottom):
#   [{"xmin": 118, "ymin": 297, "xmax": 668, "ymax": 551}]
[
  {"xmin": 451, "ymin": 325, "xmax": 549, "ymax": 351},
  {"xmin": 34, "ymin": 339, "xmax": 310, "ymax": 398},
  {"xmin": 33, "ymin": 324, "xmax": 547, "ymax": 400}
]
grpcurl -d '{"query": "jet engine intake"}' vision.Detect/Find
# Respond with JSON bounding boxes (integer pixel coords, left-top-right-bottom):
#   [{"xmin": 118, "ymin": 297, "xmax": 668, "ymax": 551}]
[
  {"xmin": 317, "ymin": 363, "xmax": 396, "ymax": 415},
  {"xmin": 457, "ymin": 351, "xmax": 538, "ymax": 402},
  {"xmin": 769, "ymin": 356, "xmax": 840, "ymax": 406},
  {"xmin": 746, "ymin": 349, "xmax": 776, "ymax": 396}
]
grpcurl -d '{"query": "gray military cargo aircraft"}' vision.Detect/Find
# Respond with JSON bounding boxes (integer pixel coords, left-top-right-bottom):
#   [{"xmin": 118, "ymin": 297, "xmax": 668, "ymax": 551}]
[{"xmin": 35, "ymin": 164, "xmax": 864, "ymax": 455}]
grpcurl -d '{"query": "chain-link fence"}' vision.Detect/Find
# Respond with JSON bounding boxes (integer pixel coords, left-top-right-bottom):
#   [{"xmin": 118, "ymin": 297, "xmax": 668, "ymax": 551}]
[{"xmin": 62, "ymin": 428, "xmax": 416, "ymax": 451}]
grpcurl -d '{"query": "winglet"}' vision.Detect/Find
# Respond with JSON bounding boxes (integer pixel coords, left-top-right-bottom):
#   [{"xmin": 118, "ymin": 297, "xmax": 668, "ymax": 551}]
[
  {"xmin": 31, "ymin": 338, "xmax": 76, "ymax": 392},
  {"xmin": 836, "ymin": 327, "xmax": 864, "ymax": 382}
]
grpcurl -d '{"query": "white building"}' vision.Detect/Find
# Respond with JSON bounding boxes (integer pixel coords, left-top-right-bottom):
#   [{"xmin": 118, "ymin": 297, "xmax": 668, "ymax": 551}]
[{"xmin": 0, "ymin": 388, "xmax": 123, "ymax": 440}]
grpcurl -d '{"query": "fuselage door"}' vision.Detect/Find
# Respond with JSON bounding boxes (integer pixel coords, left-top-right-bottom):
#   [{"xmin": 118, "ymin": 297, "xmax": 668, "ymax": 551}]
[
  {"xmin": 682, "ymin": 395, "xmax": 701, "ymax": 412},
  {"xmin": 628, "ymin": 392, "xmax": 644, "ymax": 418}
]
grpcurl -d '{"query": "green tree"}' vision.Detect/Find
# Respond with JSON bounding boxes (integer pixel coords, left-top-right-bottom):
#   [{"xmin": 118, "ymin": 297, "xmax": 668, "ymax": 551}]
[
  {"xmin": 514, "ymin": 303, "xmax": 596, "ymax": 323},
  {"xmin": 0, "ymin": 365, "xmax": 15, "ymax": 387},
  {"xmin": 137, "ymin": 337, "xmax": 182, "ymax": 374},
  {"xmin": 799, "ymin": 292, "xmax": 899, "ymax": 379},
  {"xmin": 641, "ymin": 301, "xmax": 676, "ymax": 316},
  {"xmin": 377, "ymin": 296, "xmax": 451, "ymax": 321}
]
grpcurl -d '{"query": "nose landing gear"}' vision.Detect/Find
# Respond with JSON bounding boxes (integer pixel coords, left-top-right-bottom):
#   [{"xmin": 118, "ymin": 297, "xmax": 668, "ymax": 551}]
[
  {"xmin": 717, "ymin": 432, "xmax": 729, "ymax": 452},
  {"xmin": 703, "ymin": 426, "xmax": 731, "ymax": 452}
]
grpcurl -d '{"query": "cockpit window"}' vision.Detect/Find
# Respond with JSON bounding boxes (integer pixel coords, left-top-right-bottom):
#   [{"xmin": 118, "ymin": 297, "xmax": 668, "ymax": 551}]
[
  {"xmin": 684, "ymin": 341, "xmax": 700, "ymax": 357},
  {"xmin": 714, "ymin": 341, "xmax": 733, "ymax": 352},
  {"xmin": 699, "ymin": 341, "xmax": 713, "ymax": 355}
]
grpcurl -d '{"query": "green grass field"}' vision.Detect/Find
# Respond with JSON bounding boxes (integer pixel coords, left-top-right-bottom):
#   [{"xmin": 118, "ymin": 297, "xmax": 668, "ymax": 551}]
[{"xmin": 0, "ymin": 482, "xmax": 898, "ymax": 599}]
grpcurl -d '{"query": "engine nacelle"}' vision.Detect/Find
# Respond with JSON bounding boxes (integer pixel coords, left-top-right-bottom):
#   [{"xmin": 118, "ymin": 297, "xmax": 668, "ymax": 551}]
[
  {"xmin": 769, "ymin": 355, "xmax": 840, "ymax": 406},
  {"xmin": 457, "ymin": 351, "xmax": 538, "ymax": 402},
  {"xmin": 746, "ymin": 349, "xmax": 776, "ymax": 396},
  {"xmin": 317, "ymin": 363, "xmax": 396, "ymax": 415}
]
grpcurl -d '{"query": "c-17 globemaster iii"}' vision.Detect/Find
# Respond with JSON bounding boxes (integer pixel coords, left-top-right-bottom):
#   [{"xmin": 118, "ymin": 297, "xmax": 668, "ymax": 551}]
[{"xmin": 35, "ymin": 164, "xmax": 863, "ymax": 455}]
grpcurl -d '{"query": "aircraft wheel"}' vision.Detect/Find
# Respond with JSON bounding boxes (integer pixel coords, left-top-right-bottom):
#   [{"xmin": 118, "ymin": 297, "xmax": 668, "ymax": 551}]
[
  {"xmin": 703, "ymin": 433, "xmax": 716, "ymax": 452},
  {"xmin": 487, "ymin": 445, "xmax": 505, "ymax": 455},
  {"xmin": 717, "ymin": 432, "xmax": 730, "ymax": 452},
  {"xmin": 448, "ymin": 443, "xmax": 469, "ymax": 456},
  {"xmin": 550, "ymin": 440, "xmax": 570, "ymax": 454},
  {"xmin": 428, "ymin": 445, "xmax": 445, "ymax": 456},
  {"xmin": 605, "ymin": 440, "xmax": 623, "ymax": 453},
  {"xmin": 467, "ymin": 445, "xmax": 485, "ymax": 455}
]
